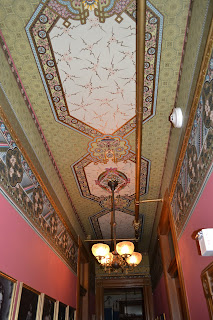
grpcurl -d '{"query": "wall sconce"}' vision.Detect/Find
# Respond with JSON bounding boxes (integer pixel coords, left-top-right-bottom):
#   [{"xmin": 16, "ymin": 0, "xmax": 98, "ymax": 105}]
[{"xmin": 196, "ymin": 229, "xmax": 213, "ymax": 256}]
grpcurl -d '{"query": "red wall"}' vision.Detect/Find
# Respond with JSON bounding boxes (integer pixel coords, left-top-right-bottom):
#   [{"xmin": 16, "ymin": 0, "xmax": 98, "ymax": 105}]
[
  {"xmin": 0, "ymin": 192, "xmax": 77, "ymax": 309},
  {"xmin": 153, "ymin": 274, "xmax": 170, "ymax": 320},
  {"xmin": 178, "ymin": 172, "xmax": 213, "ymax": 319}
]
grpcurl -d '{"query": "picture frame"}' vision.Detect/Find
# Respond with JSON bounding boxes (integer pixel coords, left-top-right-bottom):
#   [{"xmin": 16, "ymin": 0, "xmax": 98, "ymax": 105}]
[
  {"xmin": 41, "ymin": 294, "xmax": 56, "ymax": 320},
  {"xmin": 57, "ymin": 301, "xmax": 66, "ymax": 320},
  {"xmin": 15, "ymin": 282, "xmax": 41, "ymax": 320},
  {"xmin": 66, "ymin": 306, "xmax": 75, "ymax": 320},
  {"xmin": 0, "ymin": 271, "xmax": 17, "ymax": 320}
]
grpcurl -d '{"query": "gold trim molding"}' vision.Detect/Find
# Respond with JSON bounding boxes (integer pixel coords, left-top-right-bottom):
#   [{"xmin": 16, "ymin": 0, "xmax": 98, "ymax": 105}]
[
  {"xmin": 170, "ymin": 19, "xmax": 213, "ymax": 201},
  {"xmin": 0, "ymin": 106, "xmax": 78, "ymax": 246}
]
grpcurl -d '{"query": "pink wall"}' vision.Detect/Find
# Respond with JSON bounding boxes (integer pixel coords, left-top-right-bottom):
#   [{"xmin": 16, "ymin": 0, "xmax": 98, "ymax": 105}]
[
  {"xmin": 153, "ymin": 274, "xmax": 170, "ymax": 320},
  {"xmin": 178, "ymin": 172, "xmax": 213, "ymax": 319},
  {"xmin": 0, "ymin": 192, "xmax": 77, "ymax": 308}
]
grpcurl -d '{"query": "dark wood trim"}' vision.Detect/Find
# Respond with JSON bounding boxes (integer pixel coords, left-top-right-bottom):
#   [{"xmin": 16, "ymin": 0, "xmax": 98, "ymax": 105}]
[
  {"xmin": 76, "ymin": 236, "xmax": 90, "ymax": 320},
  {"xmin": 167, "ymin": 257, "xmax": 177, "ymax": 278},
  {"xmin": 76, "ymin": 236, "xmax": 82, "ymax": 320},
  {"xmin": 96, "ymin": 281, "xmax": 104, "ymax": 320},
  {"xmin": 95, "ymin": 277, "xmax": 153, "ymax": 320},
  {"xmin": 143, "ymin": 285, "xmax": 154, "ymax": 320},
  {"xmin": 158, "ymin": 188, "xmax": 190, "ymax": 319},
  {"xmin": 158, "ymin": 190, "xmax": 170, "ymax": 235},
  {"xmin": 168, "ymin": 203, "xmax": 190, "ymax": 319},
  {"xmin": 158, "ymin": 234, "xmax": 182, "ymax": 320},
  {"xmin": 201, "ymin": 261, "xmax": 213, "ymax": 318}
]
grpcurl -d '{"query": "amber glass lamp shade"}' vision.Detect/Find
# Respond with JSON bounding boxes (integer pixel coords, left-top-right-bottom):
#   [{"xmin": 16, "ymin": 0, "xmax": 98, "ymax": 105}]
[
  {"xmin": 92, "ymin": 243, "xmax": 110, "ymax": 259},
  {"xmin": 126, "ymin": 252, "xmax": 142, "ymax": 266},
  {"xmin": 116, "ymin": 241, "xmax": 134, "ymax": 257},
  {"xmin": 100, "ymin": 252, "xmax": 113, "ymax": 265}
]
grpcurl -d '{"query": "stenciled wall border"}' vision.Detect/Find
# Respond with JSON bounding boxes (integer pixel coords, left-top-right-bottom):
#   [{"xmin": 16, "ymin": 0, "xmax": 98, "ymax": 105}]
[
  {"xmin": 170, "ymin": 21, "xmax": 213, "ymax": 238},
  {"xmin": 0, "ymin": 30, "xmax": 86, "ymax": 236},
  {"xmin": 0, "ymin": 107, "xmax": 78, "ymax": 274}
]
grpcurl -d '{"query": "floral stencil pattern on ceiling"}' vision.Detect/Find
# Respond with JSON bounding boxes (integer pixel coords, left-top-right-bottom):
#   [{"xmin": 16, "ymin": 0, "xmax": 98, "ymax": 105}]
[
  {"xmin": 171, "ymin": 51, "xmax": 213, "ymax": 237},
  {"xmin": 0, "ymin": 117, "xmax": 78, "ymax": 273},
  {"xmin": 72, "ymin": 150, "xmax": 150, "ymax": 209},
  {"xmin": 26, "ymin": 0, "xmax": 163, "ymax": 137}
]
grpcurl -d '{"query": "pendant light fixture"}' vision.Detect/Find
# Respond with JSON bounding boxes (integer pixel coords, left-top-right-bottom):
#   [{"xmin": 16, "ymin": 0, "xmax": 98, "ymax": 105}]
[{"xmin": 91, "ymin": 180, "xmax": 142, "ymax": 273}]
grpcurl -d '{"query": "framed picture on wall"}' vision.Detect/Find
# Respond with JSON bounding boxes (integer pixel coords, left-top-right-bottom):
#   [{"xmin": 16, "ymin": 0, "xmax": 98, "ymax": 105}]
[
  {"xmin": 15, "ymin": 282, "xmax": 41, "ymax": 320},
  {"xmin": 57, "ymin": 302, "xmax": 66, "ymax": 320},
  {"xmin": 67, "ymin": 306, "xmax": 75, "ymax": 320},
  {"xmin": 0, "ymin": 271, "xmax": 17, "ymax": 320},
  {"xmin": 41, "ymin": 294, "xmax": 55, "ymax": 320}
]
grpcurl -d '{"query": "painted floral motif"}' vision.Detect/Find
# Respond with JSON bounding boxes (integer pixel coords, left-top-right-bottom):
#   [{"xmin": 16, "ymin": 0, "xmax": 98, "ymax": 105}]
[
  {"xmin": 172, "ymin": 53, "xmax": 213, "ymax": 236},
  {"xmin": 0, "ymin": 159, "xmax": 7, "ymax": 181},
  {"xmin": 202, "ymin": 80, "xmax": 213, "ymax": 129},
  {"xmin": 72, "ymin": 151, "xmax": 150, "ymax": 208},
  {"xmin": 6, "ymin": 147, "xmax": 23, "ymax": 187},
  {"xmin": 99, "ymin": 194, "xmax": 130, "ymax": 210},
  {"xmin": 49, "ymin": 212, "xmax": 58, "ymax": 235},
  {"xmin": 96, "ymin": 168, "xmax": 130, "ymax": 193},
  {"xmin": 187, "ymin": 144, "xmax": 198, "ymax": 181},
  {"xmin": 61, "ymin": 232, "xmax": 68, "ymax": 250},
  {"xmin": 0, "ymin": 116, "xmax": 78, "ymax": 273},
  {"xmin": 33, "ymin": 186, "xmax": 44, "ymax": 217},
  {"xmin": 176, "ymin": 182, "xmax": 184, "ymax": 214},
  {"xmin": 83, "ymin": 0, "xmax": 98, "ymax": 10},
  {"xmin": 88, "ymin": 135, "xmax": 130, "ymax": 163},
  {"xmin": 26, "ymin": 0, "xmax": 163, "ymax": 137}
]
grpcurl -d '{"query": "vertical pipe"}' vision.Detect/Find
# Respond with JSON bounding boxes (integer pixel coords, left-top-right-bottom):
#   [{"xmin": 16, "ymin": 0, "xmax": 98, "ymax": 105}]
[
  {"xmin": 110, "ymin": 192, "xmax": 114, "ymax": 251},
  {"xmin": 76, "ymin": 236, "xmax": 81, "ymax": 320},
  {"xmin": 135, "ymin": 0, "xmax": 146, "ymax": 227},
  {"xmin": 112, "ymin": 186, "xmax": 117, "ymax": 251}
]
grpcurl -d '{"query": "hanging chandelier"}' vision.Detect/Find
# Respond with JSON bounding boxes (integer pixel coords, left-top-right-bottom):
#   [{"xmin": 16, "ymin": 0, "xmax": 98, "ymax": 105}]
[{"xmin": 91, "ymin": 181, "xmax": 142, "ymax": 273}]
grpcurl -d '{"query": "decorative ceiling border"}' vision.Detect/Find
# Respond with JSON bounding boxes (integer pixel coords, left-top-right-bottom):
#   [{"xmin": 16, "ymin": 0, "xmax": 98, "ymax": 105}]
[
  {"xmin": 71, "ymin": 150, "xmax": 151, "ymax": 208},
  {"xmin": 25, "ymin": 0, "xmax": 163, "ymax": 138},
  {"xmin": 89, "ymin": 208, "xmax": 144, "ymax": 240},
  {"xmin": 0, "ymin": 107, "xmax": 78, "ymax": 274},
  {"xmin": 0, "ymin": 30, "xmax": 86, "ymax": 236},
  {"xmin": 173, "ymin": 0, "xmax": 193, "ymax": 108},
  {"xmin": 170, "ymin": 21, "xmax": 213, "ymax": 237}
]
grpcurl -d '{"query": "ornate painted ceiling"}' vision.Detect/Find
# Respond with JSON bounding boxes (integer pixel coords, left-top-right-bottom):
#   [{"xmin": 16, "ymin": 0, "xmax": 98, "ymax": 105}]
[{"xmin": 0, "ymin": 0, "xmax": 210, "ymax": 268}]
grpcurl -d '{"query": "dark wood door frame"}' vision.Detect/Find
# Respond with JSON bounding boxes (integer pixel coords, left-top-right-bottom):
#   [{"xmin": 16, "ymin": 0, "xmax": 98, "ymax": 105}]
[
  {"xmin": 76, "ymin": 236, "xmax": 90, "ymax": 320},
  {"xmin": 158, "ymin": 190, "xmax": 190, "ymax": 319},
  {"xmin": 95, "ymin": 277, "xmax": 154, "ymax": 320}
]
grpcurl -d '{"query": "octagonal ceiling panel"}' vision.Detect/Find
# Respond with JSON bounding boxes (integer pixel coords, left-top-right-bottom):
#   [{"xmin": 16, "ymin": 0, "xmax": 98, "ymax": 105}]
[
  {"xmin": 26, "ymin": 0, "xmax": 163, "ymax": 137},
  {"xmin": 72, "ymin": 147, "xmax": 150, "ymax": 210},
  {"xmin": 90, "ymin": 208, "xmax": 144, "ymax": 239}
]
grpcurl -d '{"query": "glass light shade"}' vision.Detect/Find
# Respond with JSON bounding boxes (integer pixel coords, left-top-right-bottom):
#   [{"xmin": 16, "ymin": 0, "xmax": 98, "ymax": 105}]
[
  {"xmin": 100, "ymin": 252, "xmax": 113, "ymax": 265},
  {"xmin": 126, "ymin": 252, "xmax": 142, "ymax": 266},
  {"xmin": 92, "ymin": 243, "xmax": 110, "ymax": 258},
  {"xmin": 116, "ymin": 241, "xmax": 134, "ymax": 256}
]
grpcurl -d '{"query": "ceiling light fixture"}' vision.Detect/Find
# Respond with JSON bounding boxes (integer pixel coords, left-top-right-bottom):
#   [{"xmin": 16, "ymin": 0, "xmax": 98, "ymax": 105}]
[{"xmin": 91, "ymin": 180, "xmax": 142, "ymax": 273}]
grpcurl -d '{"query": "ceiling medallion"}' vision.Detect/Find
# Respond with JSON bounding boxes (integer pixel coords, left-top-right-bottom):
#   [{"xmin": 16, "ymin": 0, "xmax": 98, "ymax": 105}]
[{"xmin": 95, "ymin": 168, "xmax": 130, "ymax": 193}]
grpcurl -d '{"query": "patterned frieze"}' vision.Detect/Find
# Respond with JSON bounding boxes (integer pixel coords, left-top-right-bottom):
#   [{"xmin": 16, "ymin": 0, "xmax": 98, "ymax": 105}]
[{"xmin": 0, "ymin": 113, "xmax": 78, "ymax": 273}]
